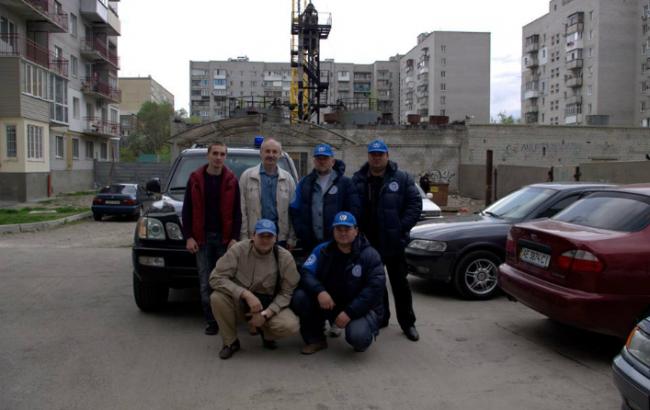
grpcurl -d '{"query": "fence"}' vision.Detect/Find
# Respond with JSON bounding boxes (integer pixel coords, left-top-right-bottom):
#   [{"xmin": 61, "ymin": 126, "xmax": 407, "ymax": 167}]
[{"xmin": 94, "ymin": 162, "xmax": 171, "ymax": 188}]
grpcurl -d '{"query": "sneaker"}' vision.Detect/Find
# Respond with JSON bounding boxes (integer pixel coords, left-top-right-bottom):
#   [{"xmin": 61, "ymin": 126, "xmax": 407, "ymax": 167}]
[
  {"xmin": 300, "ymin": 340, "xmax": 328, "ymax": 355},
  {"xmin": 327, "ymin": 324, "xmax": 343, "ymax": 338},
  {"xmin": 219, "ymin": 340, "xmax": 241, "ymax": 360},
  {"xmin": 204, "ymin": 323, "xmax": 219, "ymax": 336}
]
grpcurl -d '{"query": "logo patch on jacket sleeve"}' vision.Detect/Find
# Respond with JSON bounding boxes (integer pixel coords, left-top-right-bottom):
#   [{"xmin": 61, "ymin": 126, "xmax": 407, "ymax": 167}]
[
  {"xmin": 328, "ymin": 185, "xmax": 338, "ymax": 195},
  {"xmin": 304, "ymin": 254, "xmax": 317, "ymax": 268},
  {"xmin": 389, "ymin": 181, "xmax": 399, "ymax": 192},
  {"xmin": 352, "ymin": 264, "xmax": 362, "ymax": 277}
]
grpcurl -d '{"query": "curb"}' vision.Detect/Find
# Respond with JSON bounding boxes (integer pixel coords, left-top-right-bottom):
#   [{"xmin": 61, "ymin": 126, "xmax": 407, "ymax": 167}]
[{"xmin": 0, "ymin": 211, "xmax": 92, "ymax": 234}]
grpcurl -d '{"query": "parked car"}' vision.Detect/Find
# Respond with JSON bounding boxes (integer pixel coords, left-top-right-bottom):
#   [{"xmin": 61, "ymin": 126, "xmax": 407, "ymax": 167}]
[
  {"xmin": 499, "ymin": 184, "xmax": 650, "ymax": 338},
  {"xmin": 613, "ymin": 316, "xmax": 650, "ymax": 410},
  {"xmin": 416, "ymin": 183, "xmax": 442, "ymax": 220},
  {"xmin": 405, "ymin": 183, "xmax": 611, "ymax": 300},
  {"xmin": 92, "ymin": 183, "xmax": 148, "ymax": 221},
  {"xmin": 131, "ymin": 147, "xmax": 299, "ymax": 311}
]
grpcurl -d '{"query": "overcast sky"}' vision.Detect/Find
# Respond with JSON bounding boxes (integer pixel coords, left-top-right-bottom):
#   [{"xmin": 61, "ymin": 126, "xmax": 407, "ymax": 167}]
[{"xmin": 118, "ymin": 0, "xmax": 551, "ymax": 120}]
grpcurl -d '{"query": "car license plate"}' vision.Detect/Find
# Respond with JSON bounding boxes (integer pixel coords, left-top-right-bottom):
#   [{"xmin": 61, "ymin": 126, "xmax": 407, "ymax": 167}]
[
  {"xmin": 520, "ymin": 247, "xmax": 550, "ymax": 268},
  {"xmin": 105, "ymin": 200, "xmax": 120, "ymax": 205}
]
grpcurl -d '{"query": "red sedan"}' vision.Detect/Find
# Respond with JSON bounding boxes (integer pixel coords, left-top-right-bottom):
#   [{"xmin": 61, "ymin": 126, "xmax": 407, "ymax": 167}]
[{"xmin": 499, "ymin": 184, "xmax": 650, "ymax": 338}]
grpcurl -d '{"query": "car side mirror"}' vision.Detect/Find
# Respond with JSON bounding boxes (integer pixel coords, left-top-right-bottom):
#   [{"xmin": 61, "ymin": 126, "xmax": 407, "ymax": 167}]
[
  {"xmin": 146, "ymin": 178, "xmax": 161, "ymax": 194},
  {"xmin": 426, "ymin": 193, "xmax": 434, "ymax": 200}
]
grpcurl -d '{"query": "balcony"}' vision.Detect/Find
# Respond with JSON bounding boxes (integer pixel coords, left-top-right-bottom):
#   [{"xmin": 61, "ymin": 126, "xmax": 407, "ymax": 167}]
[
  {"xmin": 524, "ymin": 102, "xmax": 538, "ymax": 114},
  {"xmin": 80, "ymin": 0, "xmax": 120, "ymax": 36},
  {"xmin": 566, "ymin": 77, "xmax": 583, "ymax": 88},
  {"xmin": 565, "ymin": 114, "xmax": 582, "ymax": 124},
  {"xmin": 566, "ymin": 58, "xmax": 583, "ymax": 70},
  {"xmin": 525, "ymin": 112, "xmax": 539, "ymax": 124},
  {"xmin": 566, "ymin": 38, "xmax": 583, "ymax": 52},
  {"xmin": 0, "ymin": 34, "xmax": 67, "ymax": 76},
  {"xmin": 566, "ymin": 95, "xmax": 582, "ymax": 105},
  {"xmin": 84, "ymin": 116, "xmax": 119, "ymax": 138},
  {"xmin": 524, "ymin": 35, "xmax": 540, "ymax": 53},
  {"xmin": 0, "ymin": 0, "xmax": 68, "ymax": 32},
  {"xmin": 80, "ymin": 35, "xmax": 119, "ymax": 68},
  {"xmin": 524, "ymin": 90, "xmax": 539, "ymax": 99},
  {"xmin": 81, "ymin": 76, "xmax": 121, "ymax": 103},
  {"xmin": 524, "ymin": 56, "xmax": 539, "ymax": 68},
  {"xmin": 566, "ymin": 12, "xmax": 585, "ymax": 35}
]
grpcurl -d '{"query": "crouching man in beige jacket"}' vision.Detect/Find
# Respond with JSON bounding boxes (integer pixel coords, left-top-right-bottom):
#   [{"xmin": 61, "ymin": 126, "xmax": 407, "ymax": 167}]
[{"xmin": 209, "ymin": 219, "xmax": 300, "ymax": 359}]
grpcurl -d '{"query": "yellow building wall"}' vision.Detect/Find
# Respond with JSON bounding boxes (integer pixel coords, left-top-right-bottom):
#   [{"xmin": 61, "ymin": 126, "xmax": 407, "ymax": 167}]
[{"xmin": 0, "ymin": 118, "xmax": 51, "ymax": 173}]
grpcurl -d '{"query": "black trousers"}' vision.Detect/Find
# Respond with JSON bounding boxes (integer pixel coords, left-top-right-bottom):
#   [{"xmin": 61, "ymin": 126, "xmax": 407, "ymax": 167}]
[{"xmin": 382, "ymin": 251, "xmax": 416, "ymax": 330}]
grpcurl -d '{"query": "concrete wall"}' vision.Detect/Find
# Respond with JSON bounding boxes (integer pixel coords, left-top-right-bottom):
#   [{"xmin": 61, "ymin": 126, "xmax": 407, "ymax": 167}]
[
  {"xmin": 579, "ymin": 161, "xmax": 650, "ymax": 184},
  {"xmin": 0, "ymin": 172, "xmax": 48, "ymax": 202},
  {"xmin": 94, "ymin": 162, "xmax": 171, "ymax": 187},
  {"xmin": 458, "ymin": 164, "xmax": 486, "ymax": 199},
  {"xmin": 495, "ymin": 165, "xmax": 550, "ymax": 199},
  {"xmin": 50, "ymin": 169, "xmax": 94, "ymax": 194}
]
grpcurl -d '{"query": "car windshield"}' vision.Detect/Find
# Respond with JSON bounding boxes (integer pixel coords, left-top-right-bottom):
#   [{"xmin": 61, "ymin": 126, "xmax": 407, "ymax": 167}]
[
  {"xmin": 168, "ymin": 153, "xmax": 293, "ymax": 191},
  {"xmin": 483, "ymin": 186, "xmax": 556, "ymax": 220},
  {"xmin": 100, "ymin": 184, "xmax": 136, "ymax": 195},
  {"xmin": 553, "ymin": 193, "xmax": 650, "ymax": 232}
]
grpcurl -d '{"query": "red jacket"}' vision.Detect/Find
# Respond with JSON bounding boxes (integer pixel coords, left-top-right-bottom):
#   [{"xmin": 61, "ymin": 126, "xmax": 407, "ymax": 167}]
[{"xmin": 184, "ymin": 165, "xmax": 239, "ymax": 246}]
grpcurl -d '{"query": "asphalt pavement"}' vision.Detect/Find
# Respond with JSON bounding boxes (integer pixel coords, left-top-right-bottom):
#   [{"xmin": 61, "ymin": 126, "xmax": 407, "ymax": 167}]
[{"xmin": 0, "ymin": 218, "xmax": 623, "ymax": 410}]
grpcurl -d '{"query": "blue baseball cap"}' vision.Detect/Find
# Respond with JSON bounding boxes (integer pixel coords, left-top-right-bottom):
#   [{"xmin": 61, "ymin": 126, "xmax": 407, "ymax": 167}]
[
  {"xmin": 254, "ymin": 219, "xmax": 277, "ymax": 236},
  {"xmin": 331, "ymin": 211, "xmax": 357, "ymax": 228},
  {"xmin": 368, "ymin": 139, "xmax": 388, "ymax": 153},
  {"xmin": 313, "ymin": 143, "xmax": 334, "ymax": 157}
]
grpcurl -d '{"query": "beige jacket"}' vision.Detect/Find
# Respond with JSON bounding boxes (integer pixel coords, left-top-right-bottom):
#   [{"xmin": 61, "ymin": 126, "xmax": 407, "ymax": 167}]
[
  {"xmin": 209, "ymin": 240, "xmax": 300, "ymax": 315},
  {"xmin": 239, "ymin": 164, "xmax": 296, "ymax": 245}
]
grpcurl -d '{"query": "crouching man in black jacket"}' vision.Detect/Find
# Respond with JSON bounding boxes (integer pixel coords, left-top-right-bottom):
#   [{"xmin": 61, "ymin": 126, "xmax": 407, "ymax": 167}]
[{"xmin": 291, "ymin": 211, "xmax": 386, "ymax": 354}]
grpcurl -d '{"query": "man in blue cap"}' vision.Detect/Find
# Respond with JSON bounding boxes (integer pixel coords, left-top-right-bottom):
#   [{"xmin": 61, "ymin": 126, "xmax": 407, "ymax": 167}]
[
  {"xmin": 290, "ymin": 143, "xmax": 360, "ymax": 254},
  {"xmin": 209, "ymin": 219, "xmax": 300, "ymax": 359},
  {"xmin": 291, "ymin": 211, "xmax": 386, "ymax": 354},
  {"xmin": 352, "ymin": 139, "xmax": 422, "ymax": 341}
]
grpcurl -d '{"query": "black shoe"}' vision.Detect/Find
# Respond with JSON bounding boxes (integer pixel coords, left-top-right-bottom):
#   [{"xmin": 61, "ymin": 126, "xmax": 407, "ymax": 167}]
[
  {"xmin": 404, "ymin": 326, "xmax": 419, "ymax": 342},
  {"xmin": 219, "ymin": 340, "xmax": 241, "ymax": 359},
  {"xmin": 260, "ymin": 331, "xmax": 278, "ymax": 350},
  {"xmin": 204, "ymin": 323, "xmax": 219, "ymax": 335}
]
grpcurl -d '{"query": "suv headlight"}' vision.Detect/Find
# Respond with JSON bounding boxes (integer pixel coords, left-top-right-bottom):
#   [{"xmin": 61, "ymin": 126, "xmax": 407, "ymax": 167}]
[
  {"xmin": 626, "ymin": 326, "xmax": 650, "ymax": 367},
  {"xmin": 138, "ymin": 217, "xmax": 166, "ymax": 240},
  {"xmin": 408, "ymin": 239, "xmax": 447, "ymax": 252},
  {"xmin": 165, "ymin": 222, "xmax": 183, "ymax": 240}
]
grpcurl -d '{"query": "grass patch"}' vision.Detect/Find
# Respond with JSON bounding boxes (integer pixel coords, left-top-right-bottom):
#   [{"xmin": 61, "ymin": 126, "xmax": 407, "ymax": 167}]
[{"xmin": 0, "ymin": 207, "xmax": 89, "ymax": 225}]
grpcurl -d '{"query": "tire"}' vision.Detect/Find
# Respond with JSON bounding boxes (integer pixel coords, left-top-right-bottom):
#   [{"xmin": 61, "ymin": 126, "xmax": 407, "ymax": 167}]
[
  {"xmin": 93, "ymin": 212, "xmax": 102, "ymax": 221},
  {"xmin": 133, "ymin": 272, "xmax": 169, "ymax": 312},
  {"xmin": 133, "ymin": 206, "xmax": 143, "ymax": 221},
  {"xmin": 453, "ymin": 250, "xmax": 501, "ymax": 300}
]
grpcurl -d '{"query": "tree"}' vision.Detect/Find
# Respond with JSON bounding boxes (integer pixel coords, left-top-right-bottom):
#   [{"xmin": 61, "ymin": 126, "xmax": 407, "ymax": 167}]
[
  {"xmin": 494, "ymin": 111, "xmax": 519, "ymax": 124},
  {"xmin": 135, "ymin": 101, "xmax": 174, "ymax": 152}
]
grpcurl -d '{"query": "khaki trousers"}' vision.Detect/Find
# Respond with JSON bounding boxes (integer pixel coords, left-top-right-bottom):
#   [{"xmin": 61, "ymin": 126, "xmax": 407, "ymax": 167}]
[{"xmin": 210, "ymin": 290, "xmax": 299, "ymax": 346}]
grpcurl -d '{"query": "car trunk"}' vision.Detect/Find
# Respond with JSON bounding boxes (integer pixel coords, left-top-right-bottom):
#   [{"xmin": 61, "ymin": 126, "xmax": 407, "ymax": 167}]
[
  {"xmin": 94, "ymin": 193, "xmax": 136, "ymax": 206},
  {"xmin": 507, "ymin": 219, "xmax": 644, "ymax": 294}
]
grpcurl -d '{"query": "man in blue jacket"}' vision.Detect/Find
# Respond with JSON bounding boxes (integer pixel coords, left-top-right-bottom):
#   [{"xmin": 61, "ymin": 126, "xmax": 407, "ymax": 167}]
[
  {"xmin": 352, "ymin": 139, "xmax": 422, "ymax": 342},
  {"xmin": 290, "ymin": 143, "xmax": 360, "ymax": 254},
  {"xmin": 291, "ymin": 212, "xmax": 386, "ymax": 354}
]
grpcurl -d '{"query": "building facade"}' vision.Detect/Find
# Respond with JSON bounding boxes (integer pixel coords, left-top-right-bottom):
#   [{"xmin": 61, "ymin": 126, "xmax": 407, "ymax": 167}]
[
  {"xmin": 400, "ymin": 31, "xmax": 491, "ymax": 124},
  {"xmin": 190, "ymin": 56, "xmax": 402, "ymax": 124},
  {"xmin": 119, "ymin": 75, "xmax": 174, "ymax": 138},
  {"xmin": 522, "ymin": 0, "xmax": 641, "ymax": 126},
  {"xmin": 0, "ymin": 0, "xmax": 121, "ymax": 201}
]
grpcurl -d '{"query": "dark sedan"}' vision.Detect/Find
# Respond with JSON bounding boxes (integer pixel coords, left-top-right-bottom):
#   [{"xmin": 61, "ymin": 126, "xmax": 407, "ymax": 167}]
[
  {"xmin": 92, "ymin": 183, "xmax": 147, "ymax": 221},
  {"xmin": 613, "ymin": 317, "xmax": 650, "ymax": 410},
  {"xmin": 499, "ymin": 184, "xmax": 650, "ymax": 338},
  {"xmin": 405, "ymin": 183, "xmax": 611, "ymax": 300}
]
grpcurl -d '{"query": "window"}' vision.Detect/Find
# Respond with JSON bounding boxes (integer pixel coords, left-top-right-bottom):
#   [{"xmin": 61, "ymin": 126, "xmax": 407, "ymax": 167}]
[
  {"xmin": 70, "ymin": 13, "xmax": 77, "ymax": 37},
  {"xmin": 73, "ymin": 97, "xmax": 80, "ymax": 119},
  {"xmin": 440, "ymin": 83, "xmax": 446, "ymax": 91},
  {"xmin": 27, "ymin": 125, "xmax": 43, "ymax": 159},
  {"xmin": 71, "ymin": 55, "xmax": 78, "ymax": 78},
  {"xmin": 440, "ymin": 45, "xmax": 446, "ymax": 52},
  {"xmin": 72, "ymin": 138, "xmax": 79, "ymax": 159},
  {"xmin": 440, "ymin": 96, "xmax": 446, "ymax": 104},
  {"xmin": 441, "ymin": 71, "xmax": 446, "ymax": 78},
  {"xmin": 55, "ymin": 135, "xmax": 64, "ymax": 158},
  {"xmin": 49, "ymin": 74, "xmax": 68, "ymax": 124},
  {"xmin": 100, "ymin": 142, "xmax": 107, "ymax": 160},
  {"xmin": 85, "ymin": 140, "xmax": 94, "ymax": 159},
  {"xmin": 5, "ymin": 125, "xmax": 17, "ymax": 158},
  {"xmin": 441, "ymin": 58, "xmax": 446, "ymax": 65}
]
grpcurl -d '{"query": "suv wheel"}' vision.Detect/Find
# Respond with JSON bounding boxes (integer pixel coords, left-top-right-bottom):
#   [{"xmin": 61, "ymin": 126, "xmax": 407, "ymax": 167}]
[
  {"xmin": 453, "ymin": 250, "xmax": 501, "ymax": 300},
  {"xmin": 133, "ymin": 272, "xmax": 169, "ymax": 311},
  {"xmin": 93, "ymin": 212, "xmax": 102, "ymax": 221}
]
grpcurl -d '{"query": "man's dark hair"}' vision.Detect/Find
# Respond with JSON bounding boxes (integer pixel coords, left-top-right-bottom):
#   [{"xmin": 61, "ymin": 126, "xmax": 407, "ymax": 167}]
[{"xmin": 207, "ymin": 141, "xmax": 226, "ymax": 153}]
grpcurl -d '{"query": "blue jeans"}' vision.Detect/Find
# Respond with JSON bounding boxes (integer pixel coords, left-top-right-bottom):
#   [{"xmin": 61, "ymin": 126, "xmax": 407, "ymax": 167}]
[
  {"xmin": 196, "ymin": 232, "xmax": 226, "ymax": 326},
  {"xmin": 291, "ymin": 288, "xmax": 380, "ymax": 352}
]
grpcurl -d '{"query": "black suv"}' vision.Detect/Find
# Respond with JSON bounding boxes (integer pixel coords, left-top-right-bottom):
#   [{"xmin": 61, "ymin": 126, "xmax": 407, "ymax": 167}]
[{"xmin": 132, "ymin": 147, "xmax": 299, "ymax": 311}]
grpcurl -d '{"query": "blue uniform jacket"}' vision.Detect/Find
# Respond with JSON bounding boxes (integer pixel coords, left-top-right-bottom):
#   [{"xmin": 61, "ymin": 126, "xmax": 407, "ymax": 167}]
[
  {"xmin": 290, "ymin": 159, "xmax": 360, "ymax": 251},
  {"xmin": 300, "ymin": 235, "xmax": 385, "ymax": 320},
  {"xmin": 352, "ymin": 160, "xmax": 422, "ymax": 257}
]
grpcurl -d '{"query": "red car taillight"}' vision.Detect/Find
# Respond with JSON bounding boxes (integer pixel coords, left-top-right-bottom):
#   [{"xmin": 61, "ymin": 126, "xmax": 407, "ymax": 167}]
[
  {"xmin": 505, "ymin": 232, "xmax": 516, "ymax": 258},
  {"xmin": 93, "ymin": 198, "xmax": 104, "ymax": 205},
  {"xmin": 557, "ymin": 250, "xmax": 603, "ymax": 273},
  {"xmin": 122, "ymin": 199, "xmax": 136, "ymax": 205}
]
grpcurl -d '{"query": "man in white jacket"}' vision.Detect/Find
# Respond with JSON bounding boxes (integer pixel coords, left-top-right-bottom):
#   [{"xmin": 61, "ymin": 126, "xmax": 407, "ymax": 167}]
[{"xmin": 239, "ymin": 138, "xmax": 296, "ymax": 248}]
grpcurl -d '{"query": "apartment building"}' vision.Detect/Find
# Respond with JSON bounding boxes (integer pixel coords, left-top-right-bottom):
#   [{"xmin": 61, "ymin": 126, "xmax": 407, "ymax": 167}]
[
  {"xmin": 400, "ymin": 31, "xmax": 491, "ymax": 124},
  {"xmin": 119, "ymin": 75, "xmax": 174, "ymax": 137},
  {"xmin": 522, "ymin": 0, "xmax": 639, "ymax": 126},
  {"xmin": 0, "ymin": 0, "xmax": 121, "ymax": 201},
  {"xmin": 189, "ymin": 56, "xmax": 401, "ymax": 124}
]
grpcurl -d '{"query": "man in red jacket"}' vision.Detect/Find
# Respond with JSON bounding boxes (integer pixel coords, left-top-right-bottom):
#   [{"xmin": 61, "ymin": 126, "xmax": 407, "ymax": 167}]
[{"xmin": 182, "ymin": 142, "xmax": 242, "ymax": 335}]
